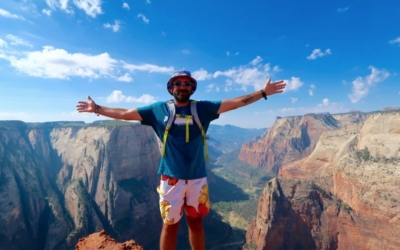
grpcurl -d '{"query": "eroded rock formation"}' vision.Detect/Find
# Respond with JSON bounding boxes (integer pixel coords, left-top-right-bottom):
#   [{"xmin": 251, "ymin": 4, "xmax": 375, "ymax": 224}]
[
  {"xmin": 0, "ymin": 122, "xmax": 161, "ymax": 249},
  {"xmin": 238, "ymin": 112, "xmax": 368, "ymax": 175},
  {"xmin": 245, "ymin": 111, "xmax": 400, "ymax": 249},
  {"xmin": 75, "ymin": 230, "xmax": 143, "ymax": 250}
]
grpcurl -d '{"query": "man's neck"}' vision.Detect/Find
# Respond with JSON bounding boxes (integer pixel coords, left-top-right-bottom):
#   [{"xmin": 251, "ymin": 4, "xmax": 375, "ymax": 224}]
[{"xmin": 174, "ymin": 99, "xmax": 190, "ymax": 107}]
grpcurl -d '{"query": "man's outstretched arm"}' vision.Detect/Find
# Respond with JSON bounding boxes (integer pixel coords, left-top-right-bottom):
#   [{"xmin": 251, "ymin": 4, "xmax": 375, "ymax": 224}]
[
  {"xmin": 217, "ymin": 78, "xmax": 286, "ymax": 114},
  {"xmin": 76, "ymin": 96, "xmax": 143, "ymax": 121}
]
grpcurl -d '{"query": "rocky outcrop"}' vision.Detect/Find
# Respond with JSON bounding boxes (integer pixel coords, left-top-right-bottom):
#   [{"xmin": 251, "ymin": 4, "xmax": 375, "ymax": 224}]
[
  {"xmin": 75, "ymin": 230, "xmax": 143, "ymax": 250},
  {"xmin": 0, "ymin": 122, "xmax": 161, "ymax": 249},
  {"xmin": 238, "ymin": 112, "xmax": 368, "ymax": 175},
  {"xmin": 245, "ymin": 111, "xmax": 400, "ymax": 249}
]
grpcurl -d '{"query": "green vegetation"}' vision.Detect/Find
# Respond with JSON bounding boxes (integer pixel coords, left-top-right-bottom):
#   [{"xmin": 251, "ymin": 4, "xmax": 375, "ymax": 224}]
[
  {"xmin": 212, "ymin": 200, "xmax": 259, "ymax": 229},
  {"xmin": 0, "ymin": 165, "xmax": 11, "ymax": 192},
  {"xmin": 209, "ymin": 148, "xmax": 275, "ymax": 236},
  {"xmin": 356, "ymin": 147, "xmax": 371, "ymax": 161},
  {"xmin": 117, "ymin": 178, "xmax": 148, "ymax": 203}
]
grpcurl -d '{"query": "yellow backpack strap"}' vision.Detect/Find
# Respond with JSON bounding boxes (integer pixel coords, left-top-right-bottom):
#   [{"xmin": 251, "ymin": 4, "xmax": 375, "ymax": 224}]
[
  {"xmin": 190, "ymin": 100, "xmax": 209, "ymax": 162},
  {"xmin": 185, "ymin": 115, "xmax": 193, "ymax": 142},
  {"xmin": 162, "ymin": 100, "xmax": 175, "ymax": 157}
]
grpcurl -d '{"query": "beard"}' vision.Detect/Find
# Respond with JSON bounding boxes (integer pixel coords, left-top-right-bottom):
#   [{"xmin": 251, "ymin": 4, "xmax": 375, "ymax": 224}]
[{"xmin": 173, "ymin": 89, "xmax": 191, "ymax": 103}]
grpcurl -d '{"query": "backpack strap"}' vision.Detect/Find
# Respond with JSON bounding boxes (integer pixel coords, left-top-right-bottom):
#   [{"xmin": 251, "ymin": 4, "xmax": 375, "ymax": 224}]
[
  {"xmin": 162, "ymin": 100, "xmax": 175, "ymax": 157},
  {"xmin": 190, "ymin": 100, "xmax": 209, "ymax": 163},
  {"xmin": 162, "ymin": 100, "xmax": 209, "ymax": 164}
]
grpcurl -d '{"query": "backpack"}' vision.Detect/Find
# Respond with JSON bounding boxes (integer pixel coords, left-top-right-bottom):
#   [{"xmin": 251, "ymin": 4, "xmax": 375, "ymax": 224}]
[{"xmin": 161, "ymin": 100, "xmax": 209, "ymax": 163}]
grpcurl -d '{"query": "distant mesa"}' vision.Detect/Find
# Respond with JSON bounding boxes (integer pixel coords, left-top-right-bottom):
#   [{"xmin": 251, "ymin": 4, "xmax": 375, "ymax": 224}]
[
  {"xmin": 349, "ymin": 110, "xmax": 361, "ymax": 113},
  {"xmin": 383, "ymin": 107, "xmax": 400, "ymax": 111},
  {"xmin": 75, "ymin": 230, "xmax": 144, "ymax": 250}
]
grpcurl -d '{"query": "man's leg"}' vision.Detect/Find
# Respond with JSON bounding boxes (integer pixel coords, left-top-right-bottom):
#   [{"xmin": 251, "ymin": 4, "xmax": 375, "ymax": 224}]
[
  {"xmin": 157, "ymin": 175, "xmax": 186, "ymax": 250},
  {"xmin": 160, "ymin": 221, "xmax": 181, "ymax": 250},
  {"xmin": 186, "ymin": 216, "xmax": 205, "ymax": 250}
]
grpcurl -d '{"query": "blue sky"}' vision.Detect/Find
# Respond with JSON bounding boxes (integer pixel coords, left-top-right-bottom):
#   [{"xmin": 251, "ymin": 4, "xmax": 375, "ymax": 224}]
[{"xmin": 0, "ymin": 0, "xmax": 399, "ymax": 128}]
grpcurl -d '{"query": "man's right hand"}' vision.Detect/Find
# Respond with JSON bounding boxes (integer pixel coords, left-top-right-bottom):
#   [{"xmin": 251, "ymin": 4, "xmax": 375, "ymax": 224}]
[{"xmin": 76, "ymin": 95, "xmax": 96, "ymax": 113}]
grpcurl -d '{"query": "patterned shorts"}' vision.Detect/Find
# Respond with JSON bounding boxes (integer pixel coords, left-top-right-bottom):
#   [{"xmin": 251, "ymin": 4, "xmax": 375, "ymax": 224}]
[{"xmin": 157, "ymin": 175, "xmax": 210, "ymax": 225}]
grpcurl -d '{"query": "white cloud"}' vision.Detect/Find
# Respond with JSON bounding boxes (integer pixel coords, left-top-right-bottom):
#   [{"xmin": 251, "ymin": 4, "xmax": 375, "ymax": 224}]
[
  {"xmin": 313, "ymin": 98, "xmax": 346, "ymax": 113},
  {"xmin": 104, "ymin": 20, "xmax": 121, "ymax": 32},
  {"xmin": 205, "ymin": 84, "xmax": 214, "ymax": 92},
  {"xmin": 122, "ymin": 3, "xmax": 130, "ymax": 10},
  {"xmin": 137, "ymin": 13, "xmax": 149, "ymax": 23},
  {"xmin": 1, "ymin": 46, "xmax": 117, "ymax": 79},
  {"xmin": 192, "ymin": 69, "xmax": 213, "ymax": 81},
  {"xmin": 224, "ymin": 80, "xmax": 233, "ymax": 92},
  {"xmin": 182, "ymin": 49, "xmax": 190, "ymax": 54},
  {"xmin": 273, "ymin": 66, "xmax": 281, "ymax": 72},
  {"xmin": 309, "ymin": 84, "xmax": 315, "ymax": 96},
  {"xmin": 348, "ymin": 66, "xmax": 390, "ymax": 103},
  {"xmin": 250, "ymin": 56, "xmax": 263, "ymax": 66},
  {"xmin": 45, "ymin": 0, "xmax": 102, "ymax": 17},
  {"xmin": 279, "ymin": 108, "xmax": 296, "ymax": 114},
  {"xmin": 122, "ymin": 62, "xmax": 173, "ymax": 73},
  {"xmin": 338, "ymin": 7, "xmax": 349, "ymax": 12},
  {"xmin": 307, "ymin": 48, "xmax": 331, "ymax": 60},
  {"xmin": 0, "ymin": 45, "xmax": 176, "ymax": 81},
  {"xmin": 205, "ymin": 84, "xmax": 220, "ymax": 92},
  {"xmin": 389, "ymin": 37, "xmax": 400, "ymax": 45},
  {"xmin": 106, "ymin": 90, "xmax": 156, "ymax": 104},
  {"xmin": 257, "ymin": 99, "xmax": 347, "ymax": 118},
  {"xmin": 0, "ymin": 39, "xmax": 7, "ymax": 48},
  {"xmin": 42, "ymin": 9, "xmax": 52, "ymax": 16},
  {"xmin": 45, "ymin": 0, "xmax": 74, "ymax": 14},
  {"xmin": 0, "ymin": 8, "xmax": 25, "ymax": 20},
  {"xmin": 291, "ymin": 98, "xmax": 297, "ymax": 103},
  {"xmin": 320, "ymin": 98, "xmax": 330, "ymax": 106},
  {"xmin": 117, "ymin": 73, "xmax": 132, "ymax": 82},
  {"xmin": 6, "ymin": 35, "xmax": 33, "ymax": 47},
  {"xmin": 225, "ymin": 51, "xmax": 238, "ymax": 57},
  {"xmin": 145, "ymin": 0, "xmax": 151, "ymax": 4},
  {"xmin": 213, "ymin": 57, "xmax": 274, "ymax": 91},
  {"xmin": 73, "ymin": 0, "xmax": 102, "ymax": 17},
  {"xmin": 284, "ymin": 77, "xmax": 303, "ymax": 91}
]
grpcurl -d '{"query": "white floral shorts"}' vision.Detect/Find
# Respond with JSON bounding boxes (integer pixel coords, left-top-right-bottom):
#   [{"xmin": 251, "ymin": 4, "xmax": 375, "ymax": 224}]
[{"xmin": 157, "ymin": 175, "xmax": 210, "ymax": 225}]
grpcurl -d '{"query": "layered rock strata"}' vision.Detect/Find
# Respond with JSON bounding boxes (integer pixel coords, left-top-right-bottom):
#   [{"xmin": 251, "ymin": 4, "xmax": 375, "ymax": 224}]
[
  {"xmin": 245, "ymin": 111, "xmax": 400, "ymax": 249},
  {"xmin": 0, "ymin": 122, "xmax": 161, "ymax": 249},
  {"xmin": 239, "ymin": 113, "xmax": 368, "ymax": 175}
]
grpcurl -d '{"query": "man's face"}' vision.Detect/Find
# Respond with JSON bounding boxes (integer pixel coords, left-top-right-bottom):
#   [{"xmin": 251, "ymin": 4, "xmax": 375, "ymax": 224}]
[{"xmin": 171, "ymin": 76, "xmax": 194, "ymax": 103}]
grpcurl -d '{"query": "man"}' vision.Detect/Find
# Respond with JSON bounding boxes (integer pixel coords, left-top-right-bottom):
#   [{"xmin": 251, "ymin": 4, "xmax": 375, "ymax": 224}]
[{"xmin": 76, "ymin": 70, "xmax": 286, "ymax": 250}]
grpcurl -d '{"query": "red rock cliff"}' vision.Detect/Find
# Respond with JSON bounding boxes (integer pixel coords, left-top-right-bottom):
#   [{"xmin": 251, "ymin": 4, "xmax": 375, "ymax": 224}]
[{"xmin": 245, "ymin": 112, "xmax": 400, "ymax": 249}]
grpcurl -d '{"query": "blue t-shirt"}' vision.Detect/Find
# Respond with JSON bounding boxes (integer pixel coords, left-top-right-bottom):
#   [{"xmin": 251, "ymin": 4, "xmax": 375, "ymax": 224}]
[{"xmin": 138, "ymin": 100, "xmax": 221, "ymax": 180}]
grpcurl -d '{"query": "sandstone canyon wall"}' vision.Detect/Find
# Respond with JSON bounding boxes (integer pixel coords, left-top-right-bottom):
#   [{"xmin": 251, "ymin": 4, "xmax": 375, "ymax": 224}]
[
  {"xmin": 245, "ymin": 111, "xmax": 400, "ymax": 249},
  {"xmin": 238, "ymin": 112, "xmax": 368, "ymax": 175},
  {"xmin": 0, "ymin": 121, "xmax": 162, "ymax": 250}
]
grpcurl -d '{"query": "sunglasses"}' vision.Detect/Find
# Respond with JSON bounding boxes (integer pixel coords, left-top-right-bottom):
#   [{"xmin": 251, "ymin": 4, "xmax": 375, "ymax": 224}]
[{"xmin": 173, "ymin": 81, "xmax": 193, "ymax": 87}]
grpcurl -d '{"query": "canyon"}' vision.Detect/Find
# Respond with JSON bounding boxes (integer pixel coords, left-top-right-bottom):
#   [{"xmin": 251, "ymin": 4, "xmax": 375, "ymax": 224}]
[
  {"xmin": 244, "ymin": 111, "xmax": 400, "ymax": 249},
  {"xmin": 1, "ymin": 110, "xmax": 399, "ymax": 250}
]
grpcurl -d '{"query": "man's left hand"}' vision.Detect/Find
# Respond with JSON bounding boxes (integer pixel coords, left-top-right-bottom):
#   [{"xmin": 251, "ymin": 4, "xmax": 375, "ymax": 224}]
[{"xmin": 263, "ymin": 78, "xmax": 286, "ymax": 96}]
